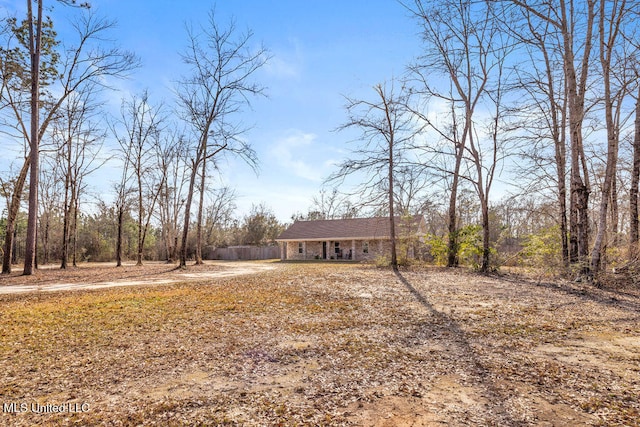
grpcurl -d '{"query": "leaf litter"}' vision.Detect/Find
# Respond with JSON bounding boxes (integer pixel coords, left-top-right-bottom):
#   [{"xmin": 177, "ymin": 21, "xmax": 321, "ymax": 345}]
[{"xmin": 0, "ymin": 261, "xmax": 638, "ymax": 426}]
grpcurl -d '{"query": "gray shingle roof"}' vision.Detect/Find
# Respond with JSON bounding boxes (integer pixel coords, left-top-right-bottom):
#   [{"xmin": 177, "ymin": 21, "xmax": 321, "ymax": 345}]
[{"xmin": 276, "ymin": 215, "xmax": 424, "ymax": 241}]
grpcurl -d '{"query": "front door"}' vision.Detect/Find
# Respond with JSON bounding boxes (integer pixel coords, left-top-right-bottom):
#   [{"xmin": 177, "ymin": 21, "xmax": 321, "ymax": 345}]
[{"xmin": 322, "ymin": 241, "xmax": 327, "ymax": 259}]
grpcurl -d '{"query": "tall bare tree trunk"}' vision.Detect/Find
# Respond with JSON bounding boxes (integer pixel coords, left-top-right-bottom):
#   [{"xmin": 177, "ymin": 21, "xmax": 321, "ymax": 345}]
[
  {"xmin": 116, "ymin": 204, "xmax": 124, "ymax": 267},
  {"xmin": 388, "ymin": 119, "xmax": 397, "ymax": 271},
  {"xmin": 591, "ymin": 0, "xmax": 625, "ymax": 274},
  {"xmin": 136, "ymin": 165, "xmax": 143, "ymax": 266},
  {"xmin": 557, "ymin": 86, "xmax": 569, "ymax": 268},
  {"xmin": 60, "ymin": 194, "xmax": 70, "ymax": 269},
  {"xmin": 481, "ymin": 198, "xmax": 490, "ymax": 272},
  {"xmin": 553, "ymin": 52, "xmax": 570, "ymax": 269},
  {"xmin": 512, "ymin": 0, "xmax": 594, "ymax": 274},
  {"xmin": 195, "ymin": 154, "xmax": 206, "ymax": 265},
  {"xmin": 175, "ymin": 10, "xmax": 265, "ymax": 268},
  {"xmin": 60, "ymin": 130, "xmax": 72, "ymax": 269},
  {"xmin": 72, "ymin": 196, "xmax": 78, "ymax": 267},
  {"xmin": 180, "ymin": 161, "xmax": 198, "ymax": 268},
  {"xmin": 41, "ymin": 215, "xmax": 50, "ymax": 265},
  {"xmin": 610, "ymin": 178, "xmax": 619, "ymax": 246},
  {"xmin": 171, "ymin": 235, "xmax": 178, "ymax": 263},
  {"xmin": 571, "ymin": 178, "xmax": 590, "ymax": 270},
  {"xmin": 24, "ymin": 0, "xmax": 43, "ymax": 275},
  {"xmin": 564, "ymin": 0, "xmax": 594, "ymax": 274},
  {"xmin": 61, "ymin": 183, "xmax": 77, "ymax": 269},
  {"xmin": 557, "ymin": 165, "xmax": 569, "ymax": 267},
  {"xmin": 629, "ymin": 88, "xmax": 640, "ymax": 260},
  {"xmin": 447, "ymin": 138, "xmax": 464, "ymax": 267},
  {"xmin": 2, "ymin": 159, "xmax": 29, "ymax": 274}
]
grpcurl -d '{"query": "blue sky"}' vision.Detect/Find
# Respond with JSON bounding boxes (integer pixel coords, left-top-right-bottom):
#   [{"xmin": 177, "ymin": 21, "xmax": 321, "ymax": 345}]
[{"xmin": 1, "ymin": 1, "xmax": 423, "ymax": 222}]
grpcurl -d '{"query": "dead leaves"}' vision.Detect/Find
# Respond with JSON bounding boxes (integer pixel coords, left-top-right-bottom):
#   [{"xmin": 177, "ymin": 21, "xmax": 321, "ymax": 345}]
[{"xmin": 0, "ymin": 262, "xmax": 638, "ymax": 426}]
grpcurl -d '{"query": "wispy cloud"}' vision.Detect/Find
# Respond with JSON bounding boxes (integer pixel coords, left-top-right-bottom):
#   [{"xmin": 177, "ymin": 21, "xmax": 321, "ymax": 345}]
[
  {"xmin": 263, "ymin": 38, "xmax": 304, "ymax": 80},
  {"xmin": 270, "ymin": 130, "xmax": 321, "ymax": 182},
  {"xmin": 264, "ymin": 55, "xmax": 300, "ymax": 79}
]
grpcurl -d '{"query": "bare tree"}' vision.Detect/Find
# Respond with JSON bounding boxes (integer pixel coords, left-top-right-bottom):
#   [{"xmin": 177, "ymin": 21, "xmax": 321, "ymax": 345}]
[
  {"xmin": 590, "ymin": 0, "xmax": 638, "ymax": 273},
  {"xmin": 408, "ymin": 0, "xmax": 482, "ymax": 267},
  {"xmin": 51, "ymin": 83, "xmax": 105, "ymax": 268},
  {"xmin": 291, "ymin": 188, "xmax": 360, "ymax": 221},
  {"xmin": 504, "ymin": 4, "xmax": 571, "ymax": 268},
  {"xmin": 175, "ymin": 9, "xmax": 267, "ymax": 268},
  {"xmin": 310, "ymin": 188, "xmax": 355, "ymax": 219},
  {"xmin": 37, "ymin": 156, "xmax": 62, "ymax": 265},
  {"xmin": 311, "ymin": 188, "xmax": 341, "ymax": 220},
  {"xmin": 393, "ymin": 165, "xmax": 433, "ymax": 217},
  {"xmin": 511, "ymin": 0, "xmax": 596, "ymax": 275},
  {"xmin": 630, "ymin": 81, "xmax": 640, "ymax": 260},
  {"xmin": 203, "ymin": 185, "xmax": 236, "ymax": 247},
  {"xmin": 112, "ymin": 140, "xmax": 133, "ymax": 267},
  {"xmin": 27, "ymin": 0, "xmax": 92, "ymax": 273},
  {"xmin": 0, "ymin": 5, "xmax": 58, "ymax": 273},
  {"xmin": 0, "ymin": 7, "xmax": 137, "ymax": 274},
  {"xmin": 329, "ymin": 81, "xmax": 422, "ymax": 270},
  {"xmin": 155, "ymin": 130, "xmax": 188, "ymax": 263},
  {"xmin": 408, "ymin": 0, "xmax": 511, "ymax": 271},
  {"xmin": 241, "ymin": 203, "xmax": 282, "ymax": 247},
  {"xmin": 112, "ymin": 91, "xmax": 165, "ymax": 266},
  {"xmin": 23, "ymin": 0, "xmax": 45, "ymax": 275},
  {"xmin": 473, "ymin": 50, "xmax": 511, "ymax": 272}
]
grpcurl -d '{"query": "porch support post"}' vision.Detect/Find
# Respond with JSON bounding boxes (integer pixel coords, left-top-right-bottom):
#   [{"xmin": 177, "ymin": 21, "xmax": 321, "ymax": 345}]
[{"xmin": 351, "ymin": 240, "xmax": 356, "ymax": 261}]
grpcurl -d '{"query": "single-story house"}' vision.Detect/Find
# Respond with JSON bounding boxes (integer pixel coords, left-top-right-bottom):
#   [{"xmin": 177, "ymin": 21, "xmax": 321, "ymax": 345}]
[{"xmin": 275, "ymin": 215, "xmax": 426, "ymax": 261}]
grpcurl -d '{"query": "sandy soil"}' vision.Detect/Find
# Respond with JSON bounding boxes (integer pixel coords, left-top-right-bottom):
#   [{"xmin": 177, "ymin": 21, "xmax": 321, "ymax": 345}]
[
  {"xmin": 0, "ymin": 260, "xmax": 276, "ymax": 294},
  {"xmin": 0, "ymin": 262, "xmax": 638, "ymax": 426}
]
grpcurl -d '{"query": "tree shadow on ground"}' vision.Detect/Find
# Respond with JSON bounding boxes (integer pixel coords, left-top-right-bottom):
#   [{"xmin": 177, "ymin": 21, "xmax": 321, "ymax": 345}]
[
  {"xmin": 394, "ymin": 269, "xmax": 522, "ymax": 426},
  {"xmin": 499, "ymin": 273, "xmax": 640, "ymax": 314}
]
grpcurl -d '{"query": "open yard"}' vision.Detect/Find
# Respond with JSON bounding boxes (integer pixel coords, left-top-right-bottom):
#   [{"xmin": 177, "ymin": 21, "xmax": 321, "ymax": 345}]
[{"xmin": 0, "ymin": 261, "xmax": 639, "ymax": 426}]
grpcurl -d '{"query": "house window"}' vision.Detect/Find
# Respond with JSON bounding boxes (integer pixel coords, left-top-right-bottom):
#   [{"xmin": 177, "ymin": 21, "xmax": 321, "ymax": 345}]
[
  {"xmin": 363, "ymin": 241, "xmax": 369, "ymax": 254},
  {"xmin": 334, "ymin": 241, "xmax": 340, "ymax": 254},
  {"xmin": 298, "ymin": 242, "xmax": 303, "ymax": 254}
]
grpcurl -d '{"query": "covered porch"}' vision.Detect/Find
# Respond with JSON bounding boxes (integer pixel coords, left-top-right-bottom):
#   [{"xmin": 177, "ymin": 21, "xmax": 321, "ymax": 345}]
[{"xmin": 279, "ymin": 239, "xmax": 382, "ymax": 261}]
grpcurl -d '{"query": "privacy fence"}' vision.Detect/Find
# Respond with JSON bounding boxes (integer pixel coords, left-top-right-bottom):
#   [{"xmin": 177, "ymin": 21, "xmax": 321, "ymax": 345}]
[{"xmin": 205, "ymin": 246, "xmax": 280, "ymax": 261}]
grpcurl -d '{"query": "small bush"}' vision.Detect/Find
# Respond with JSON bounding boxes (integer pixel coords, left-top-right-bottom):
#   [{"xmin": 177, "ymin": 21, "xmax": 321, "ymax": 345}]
[
  {"xmin": 425, "ymin": 225, "xmax": 486, "ymax": 269},
  {"xmin": 374, "ymin": 255, "xmax": 390, "ymax": 268},
  {"xmin": 425, "ymin": 234, "xmax": 448, "ymax": 266},
  {"xmin": 457, "ymin": 225, "xmax": 483, "ymax": 269},
  {"xmin": 521, "ymin": 226, "xmax": 562, "ymax": 268}
]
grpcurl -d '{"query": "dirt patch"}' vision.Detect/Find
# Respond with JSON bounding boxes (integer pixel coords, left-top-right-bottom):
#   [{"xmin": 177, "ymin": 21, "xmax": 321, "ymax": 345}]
[
  {"xmin": 0, "ymin": 263, "xmax": 638, "ymax": 425},
  {"xmin": 0, "ymin": 260, "xmax": 275, "ymax": 294}
]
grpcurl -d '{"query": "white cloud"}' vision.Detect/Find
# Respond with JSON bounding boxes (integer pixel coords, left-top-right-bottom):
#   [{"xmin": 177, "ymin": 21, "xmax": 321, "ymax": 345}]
[
  {"xmin": 263, "ymin": 38, "xmax": 304, "ymax": 80},
  {"xmin": 270, "ymin": 130, "xmax": 321, "ymax": 182},
  {"xmin": 264, "ymin": 55, "xmax": 301, "ymax": 79}
]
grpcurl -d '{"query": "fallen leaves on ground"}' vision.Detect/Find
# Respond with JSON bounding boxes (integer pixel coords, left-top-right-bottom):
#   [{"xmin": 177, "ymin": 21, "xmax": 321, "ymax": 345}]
[{"xmin": 0, "ymin": 262, "xmax": 638, "ymax": 426}]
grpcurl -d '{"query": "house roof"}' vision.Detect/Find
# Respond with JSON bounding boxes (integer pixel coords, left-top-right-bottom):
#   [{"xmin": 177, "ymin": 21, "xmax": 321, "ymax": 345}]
[{"xmin": 276, "ymin": 215, "xmax": 425, "ymax": 241}]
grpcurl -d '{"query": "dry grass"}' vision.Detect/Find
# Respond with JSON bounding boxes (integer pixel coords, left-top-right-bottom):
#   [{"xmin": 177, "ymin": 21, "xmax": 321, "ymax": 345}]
[{"xmin": 0, "ymin": 262, "xmax": 639, "ymax": 426}]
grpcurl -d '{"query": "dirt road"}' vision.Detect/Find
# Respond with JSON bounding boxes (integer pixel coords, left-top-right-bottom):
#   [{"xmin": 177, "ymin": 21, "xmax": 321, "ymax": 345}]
[{"xmin": 0, "ymin": 261, "xmax": 275, "ymax": 294}]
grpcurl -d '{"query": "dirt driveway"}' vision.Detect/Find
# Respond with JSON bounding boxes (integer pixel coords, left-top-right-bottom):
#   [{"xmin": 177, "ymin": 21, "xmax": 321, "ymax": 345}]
[{"xmin": 0, "ymin": 260, "xmax": 276, "ymax": 294}]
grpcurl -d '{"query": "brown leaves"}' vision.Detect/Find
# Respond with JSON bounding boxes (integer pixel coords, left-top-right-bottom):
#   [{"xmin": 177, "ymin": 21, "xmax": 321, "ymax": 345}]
[{"xmin": 0, "ymin": 262, "xmax": 638, "ymax": 425}]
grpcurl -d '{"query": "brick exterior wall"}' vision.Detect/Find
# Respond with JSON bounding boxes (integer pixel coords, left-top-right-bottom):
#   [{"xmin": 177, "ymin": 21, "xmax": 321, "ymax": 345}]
[{"xmin": 281, "ymin": 239, "xmax": 392, "ymax": 261}]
